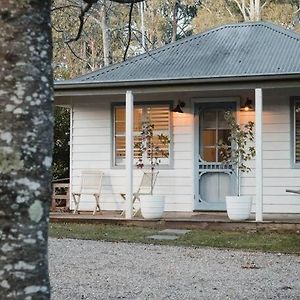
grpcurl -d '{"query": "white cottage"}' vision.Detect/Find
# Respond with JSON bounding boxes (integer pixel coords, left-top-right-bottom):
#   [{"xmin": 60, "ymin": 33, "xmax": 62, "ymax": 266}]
[{"xmin": 55, "ymin": 22, "xmax": 300, "ymax": 220}]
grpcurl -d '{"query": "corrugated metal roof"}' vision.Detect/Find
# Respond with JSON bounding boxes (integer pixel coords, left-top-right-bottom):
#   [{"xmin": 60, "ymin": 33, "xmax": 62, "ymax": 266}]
[{"xmin": 58, "ymin": 22, "xmax": 300, "ymax": 85}]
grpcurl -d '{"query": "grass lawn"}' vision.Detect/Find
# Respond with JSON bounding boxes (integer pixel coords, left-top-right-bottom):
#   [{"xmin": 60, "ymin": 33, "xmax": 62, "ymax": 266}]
[{"xmin": 49, "ymin": 222, "xmax": 300, "ymax": 254}]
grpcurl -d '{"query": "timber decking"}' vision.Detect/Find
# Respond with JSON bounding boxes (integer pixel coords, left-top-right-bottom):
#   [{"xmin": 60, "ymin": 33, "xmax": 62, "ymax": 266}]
[{"xmin": 50, "ymin": 211, "xmax": 300, "ymax": 233}]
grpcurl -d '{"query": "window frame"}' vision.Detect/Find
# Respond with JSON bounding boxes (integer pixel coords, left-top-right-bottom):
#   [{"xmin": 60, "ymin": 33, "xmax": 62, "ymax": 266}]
[
  {"xmin": 198, "ymin": 102, "xmax": 236, "ymax": 163},
  {"xmin": 291, "ymin": 97, "xmax": 300, "ymax": 168},
  {"xmin": 111, "ymin": 101, "xmax": 173, "ymax": 169}
]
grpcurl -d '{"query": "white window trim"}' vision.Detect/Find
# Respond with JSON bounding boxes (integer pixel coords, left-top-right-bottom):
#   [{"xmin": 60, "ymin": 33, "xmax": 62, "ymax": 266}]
[{"xmin": 291, "ymin": 97, "xmax": 300, "ymax": 168}]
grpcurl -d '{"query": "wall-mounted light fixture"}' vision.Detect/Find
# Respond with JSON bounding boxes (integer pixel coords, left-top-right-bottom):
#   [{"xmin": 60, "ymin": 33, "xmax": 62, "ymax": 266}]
[
  {"xmin": 172, "ymin": 101, "xmax": 185, "ymax": 113},
  {"xmin": 240, "ymin": 98, "xmax": 254, "ymax": 112}
]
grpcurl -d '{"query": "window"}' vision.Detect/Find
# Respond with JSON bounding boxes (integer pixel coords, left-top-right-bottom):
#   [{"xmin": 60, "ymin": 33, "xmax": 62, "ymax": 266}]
[
  {"xmin": 113, "ymin": 104, "xmax": 171, "ymax": 166},
  {"xmin": 201, "ymin": 109, "xmax": 231, "ymax": 162},
  {"xmin": 293, "ymin": 98, "xmax": 300, "ymax": 166}
]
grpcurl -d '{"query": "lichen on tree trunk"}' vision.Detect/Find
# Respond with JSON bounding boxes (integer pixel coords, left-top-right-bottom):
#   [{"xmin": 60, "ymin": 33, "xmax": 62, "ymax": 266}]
[{"xmin": 0, "ymin": 1, "xmax": 53, "ymax": 299}]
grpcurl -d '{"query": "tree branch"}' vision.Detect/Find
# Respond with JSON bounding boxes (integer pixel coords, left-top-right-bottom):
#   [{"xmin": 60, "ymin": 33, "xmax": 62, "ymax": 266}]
[
  {"xmin": 51, "ymin": 4, "xmax": 80, "ymax": 12},
  {"xmin": 52, "ymin": 23, "xmax": 64, "ymax": 34},
  {"xmin": 261, "ymin": 0, "xmax": 270, "ymax": 9},
  {"xmin": 131, "ymin": 31, "xmax": 164, "ymax": 64},
  {"xmin": 110, "ymin": 0, "xmax": 144, "ymax": 3},
  {"xmin": 65, "ymin": 42, "xmax": 92, "ymax": 68},
  {"xmin": 65, "ymin": 2, "xmax": 94, "ymax": 43},
  {"xmin": 231, "ymin": 0, "xmax": 249, "ymax": 20},
  {"xmin": 123, "ymin": 1, "xmax": 134, "ymax": 61},
  {"xmin": 64, "ymin": 0, "xmax": 145, "ymax": 44}
]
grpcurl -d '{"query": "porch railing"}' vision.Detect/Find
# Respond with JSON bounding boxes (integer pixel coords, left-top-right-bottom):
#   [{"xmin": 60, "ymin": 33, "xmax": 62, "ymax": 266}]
[{"xmin": 51, "ymin": 178, "xmax": 70, "ymax": 212}]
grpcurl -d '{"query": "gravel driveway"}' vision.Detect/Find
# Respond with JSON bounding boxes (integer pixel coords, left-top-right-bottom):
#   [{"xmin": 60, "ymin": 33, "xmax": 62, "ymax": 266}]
[{"xmin": 49, "ymin": 238, "xmax": 300, "ymax": 300}]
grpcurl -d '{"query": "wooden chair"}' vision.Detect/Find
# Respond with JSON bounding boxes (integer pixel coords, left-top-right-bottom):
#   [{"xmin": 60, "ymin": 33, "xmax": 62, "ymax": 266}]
[
  {"xmin": 121, "ymin": 171, "xmax": 159, "ymax": 216},
  {"xmin": 72, "ymin": 170, "xmax": 104, "ymax": 215}
]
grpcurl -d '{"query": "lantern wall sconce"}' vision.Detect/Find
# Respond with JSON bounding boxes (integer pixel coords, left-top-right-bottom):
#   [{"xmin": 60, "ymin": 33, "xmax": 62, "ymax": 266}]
[
  {"xmin": 240, "ymin": 98, "xmax": 254, "ymax": 112},
  {"xmin": 172, "ymin": 101, "xmax": 185, "ymax": 113}
]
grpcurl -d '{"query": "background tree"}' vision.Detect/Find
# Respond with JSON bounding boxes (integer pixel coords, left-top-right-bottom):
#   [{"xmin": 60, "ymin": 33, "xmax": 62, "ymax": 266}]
[
  {"xmin": 52, "ymin": 0, "xmax": 140, "ymax": 79},
  {"xmin": 262, "ymin": 0, "xmax": 300, "ymax": 31},
  {"xmin": 192, "ymin": 0, "xmax": 240, "ymax": 33},
  {"xmin": 193, "ymin": 0, "xmax": 300, "ymax": 33},
  {"xmin": 229, "ymin": 0, "xmax": 266, "ymax": 21},
  {"xmin": 52, "ymin": 0, "xmax": 104, "ymax": 79},
  {"xmin": 140, "ymin": 0, "xmax": 200, "ymax": 50}
]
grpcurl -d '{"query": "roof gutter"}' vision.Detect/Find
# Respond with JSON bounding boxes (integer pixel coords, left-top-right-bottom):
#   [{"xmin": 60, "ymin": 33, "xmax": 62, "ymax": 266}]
[{"xmin": 55, "ymin": 74, "xmax": 300, "ymax": 91}]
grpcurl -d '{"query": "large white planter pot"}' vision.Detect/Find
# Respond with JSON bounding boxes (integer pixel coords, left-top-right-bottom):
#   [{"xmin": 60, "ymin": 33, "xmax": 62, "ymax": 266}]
[
  {"xmin": 140, "ymin": 195, "xmax": 165, "ymax": 219},
  {"xmin": 226, "ymin": 196, "xmax": 252, "ymax": 221}
]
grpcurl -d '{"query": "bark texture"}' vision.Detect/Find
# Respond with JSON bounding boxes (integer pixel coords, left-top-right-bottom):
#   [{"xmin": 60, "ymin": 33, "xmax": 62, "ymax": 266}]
[{"xmin": 0, "ymin": 1, "xmax": 53, "ymax": 299}]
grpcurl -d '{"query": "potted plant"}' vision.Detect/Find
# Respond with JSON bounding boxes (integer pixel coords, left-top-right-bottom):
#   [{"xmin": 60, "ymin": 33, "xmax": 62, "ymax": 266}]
[
  {"xmin": 219, "ymin": 111, "xmax": 256, "ymax": 221},
  {"xmin": 135, "ymin": 121, "xmax": 170, "ymax": 219}
]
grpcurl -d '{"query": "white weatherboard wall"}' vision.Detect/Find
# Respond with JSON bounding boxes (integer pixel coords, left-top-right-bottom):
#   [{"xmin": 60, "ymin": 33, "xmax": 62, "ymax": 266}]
[
  {"xmin": 240, "ymin": 90, "xmax": 300, "ymax": 213},
  {"xmin": 70, "ymin": 90, "xmax": 300, "ymax": 214},
  {"xmin": 70, "ymin": 95, "xmax": 194, "ymax": 212}
]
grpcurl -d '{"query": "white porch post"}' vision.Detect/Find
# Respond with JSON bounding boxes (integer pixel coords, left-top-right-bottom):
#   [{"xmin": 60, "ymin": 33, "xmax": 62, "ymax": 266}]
[
  {"xmin": 255, "ymin": 88, "xmax": 263, "ymax": 222},
  {"xmin": 125, "ymin": 91, "xmax": 134, "ymax": 219}
]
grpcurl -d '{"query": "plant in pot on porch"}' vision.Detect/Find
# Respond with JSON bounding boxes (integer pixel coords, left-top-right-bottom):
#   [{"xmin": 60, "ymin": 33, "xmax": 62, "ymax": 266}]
[
  {"xmin": 135, "ymin": 121, "xmax": 170, "ymax": 219},
  {"xmin": 219, "ymin": 111, "xmax": 256, "ymax": 221}
]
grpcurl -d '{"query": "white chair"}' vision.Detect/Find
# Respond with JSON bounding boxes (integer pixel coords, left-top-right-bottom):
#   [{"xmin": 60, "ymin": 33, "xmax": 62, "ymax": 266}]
[
  {"xmin": 72, "ymin": 170, "xmax": 104, "ymax": 215},
  {"xmin": 121, "ymin": 171, "xmax": 159, "ymax": 216}
]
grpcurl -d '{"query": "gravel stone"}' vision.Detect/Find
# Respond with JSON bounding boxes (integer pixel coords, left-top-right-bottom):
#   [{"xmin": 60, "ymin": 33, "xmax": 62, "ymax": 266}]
[{"xmin": 49, "ymin": 238, "xmax": 300, "ymax": 300}]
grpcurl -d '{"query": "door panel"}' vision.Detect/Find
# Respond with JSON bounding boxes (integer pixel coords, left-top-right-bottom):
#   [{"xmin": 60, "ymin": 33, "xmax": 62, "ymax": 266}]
[
  {"xmin": 195, "ymin": 102, "xmax": 237, "ymax": 211},
  {"xmin": 199, "ymin": 173, "xmax": 231, "ymax": 210}
]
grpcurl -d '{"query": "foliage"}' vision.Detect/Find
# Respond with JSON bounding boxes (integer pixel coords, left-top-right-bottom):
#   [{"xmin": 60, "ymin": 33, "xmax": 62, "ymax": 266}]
[
  {"xmin": 262, "ymin": 1, "xmax": 300, "ymax": 30},
  {"xmin": 53, "ymin": 107, "xmax": 70, "ymax": 179},
  {"xmin": 219, "ymin": 111, "xmax": 255, "ymax": 173},
  {"xmin": 192, "ymin": 0, "xmax": 241, "ymax": 33},
  {"xmin": 193, "ymin": 0, "xmax": 300, "ymax": 34},
  {"xmin": 135, "ymin": 121, "xmax": 170, "ymax": 171}
]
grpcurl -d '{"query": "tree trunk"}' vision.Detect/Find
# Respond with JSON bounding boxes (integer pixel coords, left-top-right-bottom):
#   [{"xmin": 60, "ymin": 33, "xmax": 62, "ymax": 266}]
[
  {"xmin": 171, "ymin": 2, "xmax": 179, "ymax": 42},
  {"xmin": 0, "ymin": 1, "xmax": 53, "ymax": 299},
  {"xmin": 249, "ymin": 0, "xmax": 255, "ymax": 21},
  {"xmin": 239, "ymin": 0, "xmax": 248, "ymax": 21},
  {"xmin": 254, "ymin": 0, "xmax": 261, "ymax": 21},
  {"xmin": 101, "ymin": 0, "xmax": 112, "ymax": 66},
  {"xmin": 140, "ymin": 1, "xmax": 146, "ymax": 52}
]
